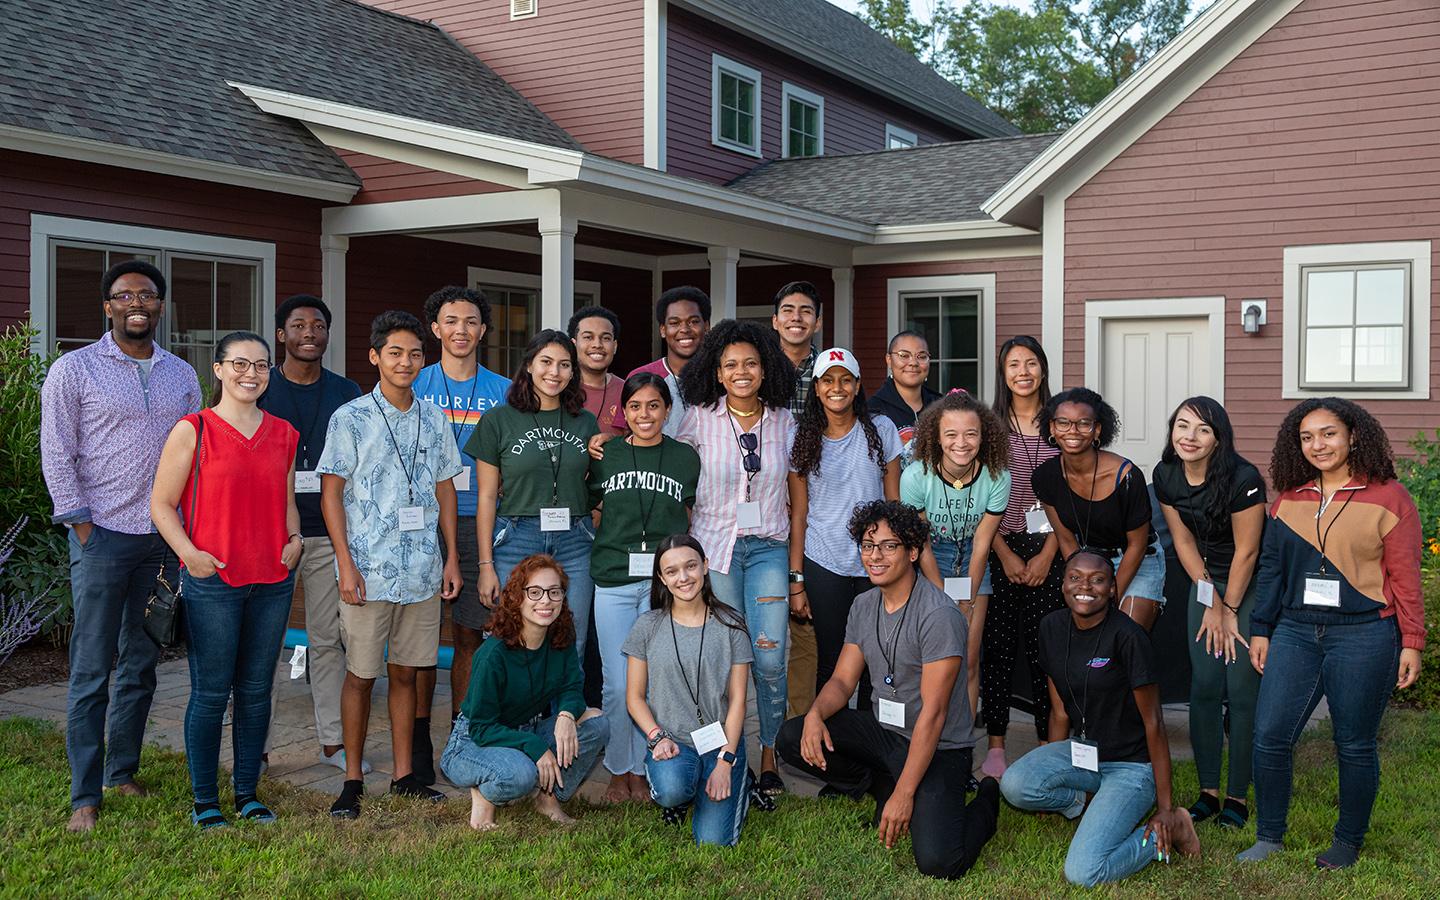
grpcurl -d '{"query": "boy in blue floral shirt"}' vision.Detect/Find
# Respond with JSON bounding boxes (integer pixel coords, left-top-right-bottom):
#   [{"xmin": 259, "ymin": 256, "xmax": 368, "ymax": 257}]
[{"xmin": 319, "ymin": 311, "xmax": 463, "ymax": 818}]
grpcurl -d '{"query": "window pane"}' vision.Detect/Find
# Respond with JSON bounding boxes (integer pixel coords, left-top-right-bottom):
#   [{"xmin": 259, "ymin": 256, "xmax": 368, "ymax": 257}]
[
  {"xmin": 1354, "ymin": 326, "xmax": 1405, "ymax": 383},
  {"xmin": 737, "ymin": 111, "xmax": 753, "ymax": 145},
  {"xmin": 215, "ymin": 262, "xmax": 257, "ymax": 332},
  {"xmin": 941, "ymin": 294, "xmax": 979, "ymax": 361},
  {"xmin": 737, "ymin": 79, "xmax": 753, "ymax": 111},
  {"xmin": 1305, "ymin": 328, "xmax": 1352, "ymax": 383},
  {"xmin": 1306, "ymin": 270, "xmax": 1354, "ymax": 326},
  {"xmin": 721, "ymin": 75, "xmax": 737, "ymax": 109},
  {"xmin": 803, "ymin": 134, "xmax": 817, "ymax": 157},
  {"xmin": 170, "ymin": 257, "xmax": 214, "ymax": 346},
  {"xmin": 172, "ymin": 343, "xmax": 216, "ymax": 400},
  {"xmin": 903, "ymin": 296, "xmax": 939, "ymax": 355},
  {"xmin": 1356, "ymin": 268, "xmax": 1406, "ymax": 325},
  {"xmin": 938, "ymin": 361, "xmax": 979, "ymax": 396},
  {"xmin": 721, "ymin": 108, "xmax": 737, "ymax": 142},
  {"xmin": 54, "ymin": 245, "xmax": 106, "ymax": 345},
  {"xmin": 803, "ymin": 104, "xmax": 818, "ymax": 135}
]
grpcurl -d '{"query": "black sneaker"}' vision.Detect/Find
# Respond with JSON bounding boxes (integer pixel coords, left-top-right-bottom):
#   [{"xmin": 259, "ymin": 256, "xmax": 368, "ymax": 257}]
[
  {"xmin": 817, "ymin": 785, "xmax": 846, "ymax": 800},
  {"xmin": 390, "ymin": 774, "xmax": 445, "ymax": 802},
  {"xmin": 757, "ymin": 769, "xmax": 785, "ymax": 796},
  {"xmin": 330, "ymin": 779, "xmax": 363, "ymax": 819},
  {"xmin": 411, "ymin": 718, "xmax": 436, "ymax": 786}
]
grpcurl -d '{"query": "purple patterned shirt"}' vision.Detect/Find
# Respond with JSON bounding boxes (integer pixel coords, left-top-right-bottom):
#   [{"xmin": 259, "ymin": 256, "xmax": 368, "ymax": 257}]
[{"xmin": 40, "ymin": 333, "xmax": 202, "ymax": 534}]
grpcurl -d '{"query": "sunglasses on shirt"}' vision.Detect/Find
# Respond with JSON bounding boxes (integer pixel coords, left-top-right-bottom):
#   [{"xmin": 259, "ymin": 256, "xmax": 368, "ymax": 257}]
[{"xmin": 738, "ymin": 431, "xmax": 761, "ymax": 473}]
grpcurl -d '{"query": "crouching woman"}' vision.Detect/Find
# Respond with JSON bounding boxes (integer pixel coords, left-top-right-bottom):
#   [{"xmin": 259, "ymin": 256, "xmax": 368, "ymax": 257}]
[{"xmin": 440, "ymin": 554, "xmax": 606, "ymax": 830}]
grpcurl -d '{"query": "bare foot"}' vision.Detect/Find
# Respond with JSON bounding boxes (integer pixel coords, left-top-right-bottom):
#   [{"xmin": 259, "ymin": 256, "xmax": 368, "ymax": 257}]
[
  {"xmin": 112, "ymin": 781, "xmax": 148, "ymax": 798},
  {"xmin": 468, "ymin": 788, "xmax": 497, "ymax": 832},
  {"xmin": 602, "ymin": 775, "xmax": 631, "ymax": 806},
  {"xmin": 628, "ymin": 773, "xmax": 651, "ymax": 804},
  {"xmin": 67, "ymin": 806, "xmax": 98, "ymax": 833},
  {"xmin": 533, "ymin": 790, "xmax": 576, "ymax": 826},
  {"xmin": 1172, "ymin": 810, "xmax": 1202, "ymax": 858}
]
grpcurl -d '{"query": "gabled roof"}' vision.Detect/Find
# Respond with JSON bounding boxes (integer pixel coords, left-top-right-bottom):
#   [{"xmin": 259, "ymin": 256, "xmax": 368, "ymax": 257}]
[
  {"xmin": 0, "ymin": 0, "xmax": 581, "ymax": 194},
  {"xmin": 726, "ymin": 133, "xmax": 1057, "ymax": 225},
  {"xmin": 676, "ymin": 0, "xmax": 1019, "ymax": 139}
]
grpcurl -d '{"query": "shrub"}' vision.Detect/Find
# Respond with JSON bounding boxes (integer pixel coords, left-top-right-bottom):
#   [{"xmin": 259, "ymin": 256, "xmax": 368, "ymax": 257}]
[
  {"xmin": 0, "ymin": 518, "xmax": 61, "ymax": 668},
  {"xmin": 1399, "ymin": 428, "xmax": 1440, "ymax": 545},
  {"xmin": 1406, "ymin": 562, "xmax": 1440, "ymax": 711}
]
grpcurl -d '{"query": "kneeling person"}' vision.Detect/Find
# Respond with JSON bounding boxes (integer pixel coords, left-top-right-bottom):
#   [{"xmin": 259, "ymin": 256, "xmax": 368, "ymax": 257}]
[{"xmin": 777, "ymin": 500, "xmax": 999, "ymax": 880}]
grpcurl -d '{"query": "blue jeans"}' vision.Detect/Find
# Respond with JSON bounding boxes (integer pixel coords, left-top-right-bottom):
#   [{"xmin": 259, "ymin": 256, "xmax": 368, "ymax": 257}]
[
  {"xmin": 493, "ymin": 515, "xmax": 596, "ymax": 666},
  {"xmin": 709, "ymin": 536, "xmax": 789, "ymax": 748},
  {"xmin": 1252, "ymin": 616, "xmax": 1399, "ymax": 849},
  {"xmin": 647, "ymin": 740, "xmax": 749, "ymax": 846},
  {"xmin": 1112, "ymin": 541, "xmax": 1166, "ymax": 606},
  {"xmin": 932, "ymin": 539, "xmax": 993, "ymax": 595},
  {"xmin": 440, "ymin": 711, "xmax": 608, "ymax": 803},
  {"xmin": 181, "ymin": 569, "xmax": 295, "ymax": 805},
  {"xmin": 593, "ymin": 580, "xmax": 651, "ymax": 776},
  {"xmin": 65, "ymin": 526, "xmax": 167, "ymax": 810},
  {"xmin": 1001, "ymin": 740, "xmax": 1158, "ymax": 887}
]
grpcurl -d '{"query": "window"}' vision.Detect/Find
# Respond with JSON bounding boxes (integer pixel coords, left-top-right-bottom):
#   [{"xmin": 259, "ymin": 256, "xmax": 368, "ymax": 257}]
[
  {"xmin": 902, "ymin": 293, "xmax": 981, "ymax": 395},
  {"xmin": 711, "ymin": 55, "xmax": 761, "ymax": 157},
  {"xmin": 885, "ymin": 124, "xmax": 918, "ymax": 149},
  {"xmin": 468, "ymin": 267, "xmax": 601, "ymax": 378},
  {"xmin": 1282, "ymin": 242, "xmax": 1431, "ymax": 399},
  {"xmin": 782, "ymin": 83, "xmax": 823, "ymax": 158}
]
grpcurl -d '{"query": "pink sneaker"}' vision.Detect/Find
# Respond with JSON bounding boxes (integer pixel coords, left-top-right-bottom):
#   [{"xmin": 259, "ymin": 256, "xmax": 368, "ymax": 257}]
[{"xmin": 981, "ymin": 747, "xmax": 1008, "ymax": 779}]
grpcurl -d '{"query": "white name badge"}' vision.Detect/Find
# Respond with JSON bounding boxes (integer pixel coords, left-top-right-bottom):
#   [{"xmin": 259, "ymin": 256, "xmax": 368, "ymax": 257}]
[
  {"xmin": 1303, "ymin": 574, "xmax": 1342, "ymax": 608},
  {"xmin": 944, "ymin": 577, "xmax": 973, "ymax": 603},
  {"xmin": 691, "ymin": 721, "xmax": 728, "ymax": 755},
  {"xmin": 294, "ymin": 470, "xmax": 322, "ymax": 494},
  {"xmin": 628, "ymin": 552, "xmax": 656, "ymax": 577},
  {"xmin": 453, "ymin": 466, "xmax": 471, "ymax": 493},
  {"xmin": 540, "ymin": 507, "xmax": 571, "ymax": 532},
  {"xmin": 288, "ymin": 644, "xmax": 307, "ymax": 680},
  {"xmin": 1195, "ymin": 579, "xmax": 1216, "ymax": 609},
  {"xmin": 398, "ymin": 506, "xmax": 425, "ymax": 532},
  {"xmin": 736, "ymin": 500, "xmax": 763, "ymax": 530},
  {"xmin": 1025, "ymin": 508, "xmax": 1054, "ymax": 534},
  {"xmin": 1070, "ymin": 739, "xmax": 1099, "ymax": 772},
  {"xmin": 877, "ymin": 696, "xmax": 906, "ymax": 727}
]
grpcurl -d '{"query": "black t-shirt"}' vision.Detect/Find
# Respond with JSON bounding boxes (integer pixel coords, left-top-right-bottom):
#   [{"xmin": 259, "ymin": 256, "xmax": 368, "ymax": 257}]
[
  {"xmin": 1038, "ymin": 608, "xmax": 1156, "ymax": 763},
  {"xmin": 258, "ymin": 367, "xmax": 362, "ymax": 536},
  {"xmin": 1152, "ymin": 458, "xmax": 1266, "ymax": 577},
  {"xmin": 1031, "ymin": 456, "xmax": 1153, "ymax": 553}
]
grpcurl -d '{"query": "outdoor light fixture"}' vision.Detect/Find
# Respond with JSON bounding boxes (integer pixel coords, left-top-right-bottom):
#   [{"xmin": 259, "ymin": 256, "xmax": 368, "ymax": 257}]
[{"xmin": 1241, "ymin": 300, "xmax": 1267, "ymax": 334}]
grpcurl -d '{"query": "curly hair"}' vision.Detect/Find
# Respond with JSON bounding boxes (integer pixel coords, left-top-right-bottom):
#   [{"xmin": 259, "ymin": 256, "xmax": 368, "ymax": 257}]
[
  {"xmin": 789, "ymin": 380, "xmax": 886, "ymax": 477},
  {"xmin": 1038, "ymin": 387, "xmax": 1121, "ymax": 449},
  {"xmin": 911, "ymin": 391, "xmax": 1009, "ymax": 480},
  {"xmin": 1269, "ymin": 397, "xmax": 1396, "ymax": 492},
  {"xmin": 506, "ymin": 329, "xmax": 587, "ymax": 416},
  {"xmin": 848, "ymin": 499, "xmax": 931, "ymax": 552},
  {"xmin": 423, "ymin": 285, "xmax": 494, "ymax": 331},
  {"xmin": 566, "ymin": 304, "xmax": 620, "ymax": 341},
  {"xmin": 677, "ymin": 319, "xmax": 797, "ymax": 410},
  {"xmin": 1159, "ymin": 396, "xmax": 1246, "ymax": 525},
  {"xmin": 647, "ymin": 534, "xmax": 747, "ymax": 633},
  {"xmin": 487, "ymin": 554, "xmax": 577, "ymax": 651}
]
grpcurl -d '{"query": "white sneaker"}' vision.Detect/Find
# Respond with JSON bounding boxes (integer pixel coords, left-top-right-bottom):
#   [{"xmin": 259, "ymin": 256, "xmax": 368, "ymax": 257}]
[{"xmin": 320, "ymin": 749, "xmax": 372, "ymax": 775}]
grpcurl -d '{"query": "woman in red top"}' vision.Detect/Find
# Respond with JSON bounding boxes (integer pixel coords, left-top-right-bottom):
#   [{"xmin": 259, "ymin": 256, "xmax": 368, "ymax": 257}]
[{"xmin": 152, "ymin": 331, "xmax": 301, "ymax": 829}]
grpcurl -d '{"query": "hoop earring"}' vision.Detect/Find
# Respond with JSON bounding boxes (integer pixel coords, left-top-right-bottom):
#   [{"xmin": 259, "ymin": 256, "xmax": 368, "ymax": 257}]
[
  {"xmin": 1045, "ymin": 434, "xmax": 1057, "ymax": 447},
  {"xmin": 1092, "ymin": 439, "xmax": 1101, "ymax": 449}
]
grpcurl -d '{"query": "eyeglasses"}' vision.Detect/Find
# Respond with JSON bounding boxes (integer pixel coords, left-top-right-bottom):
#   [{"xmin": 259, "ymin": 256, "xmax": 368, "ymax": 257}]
[
  {"xmin": 524, "ymin": 586, "xmax": 565, "ymax": 602},
  {"xmin": 108, "ymin": 291, "xmax": 160, "ymax": 304},
  {"xmin": 738, "ymin": 431, "xmax": 761, "ymax": 473},
  {"xmin": 859, "ymin": 540, "xmax": 905, "ymax": 556},
  {"xmin": 1052, "ymin": 417, "xmax": 1097, "ymax": 432},
  {"xmin": 222, "ymin": 358, "xmax": 271, "ymax": 374},
  {"xmin": 890, "ymin": 350, "xmax": 930, "ymax": 364}
]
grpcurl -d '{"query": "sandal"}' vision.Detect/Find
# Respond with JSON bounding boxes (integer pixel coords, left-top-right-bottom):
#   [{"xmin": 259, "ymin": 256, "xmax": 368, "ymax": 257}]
[
  {"xmin": 190, "ymin": 807, "xmax": 229, "ymax": 830},
  {"xmin": 237, "ymin": 799, "xmax": 277, "ymax": 823},
  {"xmin": 1187, "ymin": 793, "xmax": 1220, "ymax": 823},
  {"xmin": 1217, "ymin": 798, "xmax": 1248, "ymax": 829}
]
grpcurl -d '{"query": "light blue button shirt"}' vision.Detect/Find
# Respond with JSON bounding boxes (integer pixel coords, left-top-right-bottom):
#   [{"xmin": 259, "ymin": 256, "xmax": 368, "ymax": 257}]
[{"xmin": 317, "ymin": 385, "xmax": 463, "ymax": 604}]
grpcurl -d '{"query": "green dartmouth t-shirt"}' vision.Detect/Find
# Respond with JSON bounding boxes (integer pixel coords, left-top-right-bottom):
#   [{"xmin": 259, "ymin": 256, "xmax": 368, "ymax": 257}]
[
  {"xmin": 588, "ymin": 437, "xmax": 701, "ymax": 587},
  {"xmin": 465, "ymin": 404, "xmax": 600, "ymax": 517}
]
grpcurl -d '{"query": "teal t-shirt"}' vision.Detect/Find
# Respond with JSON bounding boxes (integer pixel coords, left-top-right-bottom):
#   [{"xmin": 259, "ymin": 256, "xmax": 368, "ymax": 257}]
[
  {"xmin": 588, "ymin": 437, "xmax": 700, "ymax": 586},
  {"xmin": 465, "ymin": 404, "xmax": 599, "ymax": 517},
  {"xmin": 900, "ymin": 462, "xmax": 1011, "ymax": 548}
]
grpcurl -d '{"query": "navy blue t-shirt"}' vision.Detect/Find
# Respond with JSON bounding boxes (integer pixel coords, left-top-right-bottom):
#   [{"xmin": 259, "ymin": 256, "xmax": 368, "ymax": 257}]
[{"xmin": 258, "ymin": 367, "xmax": 362, "ymax": 536}]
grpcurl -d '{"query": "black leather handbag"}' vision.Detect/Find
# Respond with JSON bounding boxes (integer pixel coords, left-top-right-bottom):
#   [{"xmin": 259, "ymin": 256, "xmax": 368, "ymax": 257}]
[{"xmin": 143, "ymin": 415, "xmax": 203, "ymax": 647}]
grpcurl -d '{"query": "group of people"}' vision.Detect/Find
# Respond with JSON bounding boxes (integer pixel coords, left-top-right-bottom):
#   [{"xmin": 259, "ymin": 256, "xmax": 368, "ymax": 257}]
[{"xmin": 40, "ymin": 261, "xmax": 1425, "ymax": 884}]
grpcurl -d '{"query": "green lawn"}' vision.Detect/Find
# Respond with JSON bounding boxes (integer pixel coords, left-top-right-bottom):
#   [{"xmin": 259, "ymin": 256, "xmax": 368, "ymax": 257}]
[{"xmin": 2, "ymin": 712, "xmax": 1438, "ymax": 898}]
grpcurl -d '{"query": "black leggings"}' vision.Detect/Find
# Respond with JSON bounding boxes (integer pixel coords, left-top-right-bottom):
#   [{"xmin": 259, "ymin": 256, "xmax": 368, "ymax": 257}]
[
  {"xmin": 803, "ymin": 557, "xmax": 874, "ymax": 710},
  {"xmin": 980, "ymin": 531, "xmax": 1065, "ymax": 740}
]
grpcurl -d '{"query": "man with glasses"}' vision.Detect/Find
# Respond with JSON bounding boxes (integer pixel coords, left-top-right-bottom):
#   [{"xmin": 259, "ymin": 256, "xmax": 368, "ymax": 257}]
[
  {"xmin": 628, "ymin": 286, "xmax": 710, "ymax": 438},
  {"xmin": 41, "ymin": 260, "xmax": 203, "ymax": 832},
  {"xmin": 868, "ymin": 331, "xmax": 942, "ymax": 463},
  {"xmin": 777, "ymin": 499, "xmax": 1000, "ymax": 880}
]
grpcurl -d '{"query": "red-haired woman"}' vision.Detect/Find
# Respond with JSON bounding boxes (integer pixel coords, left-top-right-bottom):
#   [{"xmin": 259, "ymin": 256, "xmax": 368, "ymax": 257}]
[{"xmin": 440, "ymin": 554, "xmax": 607, "ymax": 830}]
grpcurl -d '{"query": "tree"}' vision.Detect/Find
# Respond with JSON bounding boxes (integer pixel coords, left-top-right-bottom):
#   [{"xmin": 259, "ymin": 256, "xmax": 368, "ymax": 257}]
[
  {"xmin": 1064, "ymin": 0, "xmax": 1192, "ymax": 94},
  {"xmin": 857, "ymin": 0, "xmax": 937, "ymax": 62}
]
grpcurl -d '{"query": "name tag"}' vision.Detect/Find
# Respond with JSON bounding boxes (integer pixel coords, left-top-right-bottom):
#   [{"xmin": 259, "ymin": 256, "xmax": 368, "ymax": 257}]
[
  {"xmin": 1195, "ymin": 579, "xmax": 1215, "ymax": 609},
  {"xmin": 1303, "ymin": 573, "xmax": 1341, "ymax": 608},
  {"xmin": 944, "ymin": 577, "xmax": 973, "ymax": 602},
  {"xmin": 453, "ymin": 466, "xmax": 471, "ymax": 493},
  {"xmin": 736, "ymin": 501, "xmax": 763, "ymax": 530},
  {"xmin": 294, "ymin": 470, "xmax": 321, "ymax": 494},
  {"xmin": 1025, "ymin": 507, "xmax": 1053, "ymax": 534},
  {"xmin": 877, "ymin": 696, "xmax": 906, "ymax": 727},
  {"xmin": 398, "ymin": 506, "xmax": 425, "ymax": 532},
  {"xmin": 540, "ymin": 507, "xmax": 571, "ymax": 532},
  {"xmin": 628, "ymin": 552, "xmax": 655, "ymax": 577},
  {"xmin": 1070, "ymin": 739, "xmax": 1099, "ymax": 772},
  {"xmin": 691, "ymin": 721, "xmax": 727, "ymax": 755}
]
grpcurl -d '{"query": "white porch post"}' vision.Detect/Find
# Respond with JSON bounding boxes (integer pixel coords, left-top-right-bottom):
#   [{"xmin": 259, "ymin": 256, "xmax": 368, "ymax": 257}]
[
  {"xmin": 321, "ymin": 234, "xmax": 348, "ymax": 376},
  {"xmin": 830, "ymin": 266, "xmax": 853, "ymax": 350},
  {"xmin": 539, "ymin": 215, "xmax": 577, "ymax": 330},
  {"xmin": 707, "ymin": 246, "xmax": 739, "ymax": 322}
]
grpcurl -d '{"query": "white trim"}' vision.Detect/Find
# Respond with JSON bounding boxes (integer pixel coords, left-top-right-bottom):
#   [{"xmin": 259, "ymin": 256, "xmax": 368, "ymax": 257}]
[
  {"xmin": 710, "ymin": 55, "xmax": 762, "ymax": 158},
  {"xmin": 1082, "ymin": 297, "xmax": 1227, "ymax": 404},
  {"xmin": 321, "ymin": 235, "xmax": 348, "ymax": 376},
  {"xmin": 871, "ymin": 220, "xmax": 1036, "ymax": 245},
  {"xmin": 1041, "ymin": 193, "xmax": 1066, "ymax": 384},
  {"xmin": 467, "ymin": 267, "xmax": 601, "ymax": 302},
  {"xmin": 1281, "ymin": 242, "xmax": 1431, "ymax": 400},
  {"xmin": 884, "ymin": 124, "xmax": 917, "ymax": 150},
  {"xmin": 885, "ymin": 273, "xmax": 997, "ymax": 399},
  {"xmin": 780, "ymin": 83, "xmax": 825, "ymax": 159},
  {"xmin": 831, "ymin": 267, "xmax": 853, "ymax": 349},
  {"xmin": 29, "ymin": 214, "xmax": 277, "ymax": 356},
  {"xmin": 643, "ymin": 0, "xmax": 668, "ymax": 170},
  {"xmin": 0, "ymin": 123, "xmax": 357, "ymax": 203},
  {"xmin": 510, "ymin": 0, "xmax": 537, "ymax": 21},
  {"xmin": 708, "ymin": 246, "xmax": 741, "ymax": 322},
  {"xmin": 322, "ymin": 190, "xmax": 562, "ymax": 237}
]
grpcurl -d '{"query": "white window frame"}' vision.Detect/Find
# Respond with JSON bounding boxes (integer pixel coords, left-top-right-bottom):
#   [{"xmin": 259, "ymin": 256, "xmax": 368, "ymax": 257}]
[
  {"xmin": 1282, "ymin": 242, "xmax": 1431, "ymax": 400},
  {"xmin": 28, "ymin": 214, "xmax": 276, "ymax": 356},
  {"xmin": 885, "ymin": 124, "xmax": 918, "ymax": 149},
  {"xmin": 886, "ymin": 274, "xmax": 996, "ymax": 399},
  {"xmin": 510, "ymin": 0, "xmax": 537, "ymax": 21},
  {"xmin": 711, "ymin": 54, "xmax": 762, "ymax": 158},
  {"xmin": 1082, "ymin": 296, "xmax": 1228, "ymax": 405},
  {"xmin": 781, "ymin": 82, "xmax": 824, "ymax": 158}
]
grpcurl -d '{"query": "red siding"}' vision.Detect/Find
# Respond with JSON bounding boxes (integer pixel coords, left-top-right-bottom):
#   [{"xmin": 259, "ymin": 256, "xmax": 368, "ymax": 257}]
[
  {"xmin": 361, "ymin": 0, "xmax": 645, "ymax": 163},
  {"xmin": 335, "ymin": 150, "xmax": 512, "ymax": 204},
  {"xmin": 1064, "ymin": 0, "xmax": 1440, "ymax": 468},
  {"xmin": 0, "ymin": 148, "xmax": 323, "ymax": 331},
  {"xmin": 666, "ymin": 7, "xmax": 964, "ymax": 184}
]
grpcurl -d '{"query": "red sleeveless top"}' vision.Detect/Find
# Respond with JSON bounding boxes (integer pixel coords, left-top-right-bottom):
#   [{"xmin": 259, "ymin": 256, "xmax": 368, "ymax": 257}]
[{"xmin": 180, "ymin": 408, "xmax": 299, "ymax": 587}]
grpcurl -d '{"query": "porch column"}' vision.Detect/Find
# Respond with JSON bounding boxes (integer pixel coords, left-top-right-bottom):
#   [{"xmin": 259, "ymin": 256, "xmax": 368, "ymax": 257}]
[
  {"xmin": 539, "ymin": 215, "xmax": 577, "ymax": 330},
  {"xmin": 830, "ymin": 266, "xmax": 853, "ymax": 350},
  {"xmin": 321, "ymin": 234, "xmax": 348, "ymax": 376},
  {"xmin": 707, "ymin": 246, "xmax": 739, "ymax": 322}
]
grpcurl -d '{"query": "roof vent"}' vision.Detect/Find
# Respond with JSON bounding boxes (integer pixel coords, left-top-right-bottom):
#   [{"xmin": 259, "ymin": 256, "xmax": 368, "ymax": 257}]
[{"xmin": 511, "ymin": 0, "xmax": 537, "ymax": 19}]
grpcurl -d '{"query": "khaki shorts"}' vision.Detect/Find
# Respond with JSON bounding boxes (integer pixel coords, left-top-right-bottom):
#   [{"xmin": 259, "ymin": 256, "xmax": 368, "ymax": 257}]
[{"xmin": 338, "ymin": 594, "xmax": 441, "ymax": 679}]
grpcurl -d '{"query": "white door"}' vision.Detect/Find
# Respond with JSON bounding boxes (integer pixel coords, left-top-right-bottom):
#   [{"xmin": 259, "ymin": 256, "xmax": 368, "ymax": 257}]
[{"xmin": 1099, "ymin": 316, "xmax": 1212, "ymax": 475}]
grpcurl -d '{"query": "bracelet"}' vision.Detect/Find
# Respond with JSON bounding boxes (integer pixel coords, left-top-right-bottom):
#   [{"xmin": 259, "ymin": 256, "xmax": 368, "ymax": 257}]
[
  {"xmin": 646, "ymin": 725, "xmax": 662, "ymax": 740},
  {"xmin": 287, "ymin": 533, "xmax": 303, "ymax": 543},
  {"xmin": 477, "ymin": 560, "xmax": 494, "ymax": 566},
  {"xmin": 789, "ymin": 587, "xmax": 805, "ymax": 595},
  {"xmin": 556, "ymin": 710, "xmax": 576, "ymax": 721},
  {"xmin": 646, "ymin": 730, "xmax": 672, "ymax": 751}
]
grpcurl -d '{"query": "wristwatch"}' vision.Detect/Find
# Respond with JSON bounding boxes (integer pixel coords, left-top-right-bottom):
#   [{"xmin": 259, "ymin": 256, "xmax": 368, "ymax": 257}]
[
  {"xmin": 718, "ymin": 749, "xmax": 738, "ymax": 765},
  {"xmin": 788, "ymin": 570, "xmax": 805, "ymax": 584}
]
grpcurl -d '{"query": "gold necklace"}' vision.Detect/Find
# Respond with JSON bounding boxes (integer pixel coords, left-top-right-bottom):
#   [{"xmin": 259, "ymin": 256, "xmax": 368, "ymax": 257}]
[
  {"xmin": 941, "ymin": 459, "xmax": 976, "ymax": 490},
  {"xmin": 727, "ymin": 403, "xmax": 759, "ymax": 417}
]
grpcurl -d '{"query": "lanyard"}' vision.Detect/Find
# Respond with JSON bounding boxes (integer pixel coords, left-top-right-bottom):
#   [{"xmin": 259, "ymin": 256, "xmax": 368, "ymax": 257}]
[
  {"xmin": 939, "ymin": 460, "xmax": 977, "ymax": 573},
  {"xmin": 1314, "ymin": 482, "xmax": 1356, "ymax": 574},
  {"xmin": 875, "ymin": 578, "xmax": 918, "ymax": 692},
  {"xmin": 1009, "ymin": 411, "xmax": 1042, "ymax": 475},
  {"xmin": 289, "ymin": 381, "xmax": 324, "ymax": 469},
  {"xmin": 373, "ymin": 393, "xmax": 422, "ymax": 504},
  {"xmin": 629, "ymin": 437, "xmax": 665, "ymax": 552},
  {"xmin": 1061, "ymin": 450, "xmax": 1100, "ymax": 549},
  {"xmin": 439, "ymin": 365, "xmax": 482, "ymax": 451},
  {"xmin": 670, "ymin": 610, "xmax": 708, "ymax": 724},
  {"xmin": 1180, "ymin": 473, "xmax": 1213, "ymax": 575},
  {"xmin": 531, "ymin": 409, "xmax": 566, "ymax": 505},
  {"xmin": 1064, "ymin": 610, "xmax": 1113, "ymax": 740},
  {"xmin": 726, "ymin": 413, "xmax": 762, "ymax": 501}
]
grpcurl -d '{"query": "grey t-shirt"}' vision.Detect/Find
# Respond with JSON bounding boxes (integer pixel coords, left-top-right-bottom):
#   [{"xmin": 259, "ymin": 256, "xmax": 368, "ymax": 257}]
[
  {"xmin": 844, "ymin": 576, "xmax": 973, "ymax": 749},
  {"xmin": 622, "ymin": 607, "xmax": 753, "ymax": 747}
]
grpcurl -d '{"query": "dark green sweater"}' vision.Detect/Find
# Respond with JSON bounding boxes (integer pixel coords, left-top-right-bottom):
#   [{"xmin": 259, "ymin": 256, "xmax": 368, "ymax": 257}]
[{"xmin": 460, "ymin": 636, "xmax": 585, "ymax": 761}]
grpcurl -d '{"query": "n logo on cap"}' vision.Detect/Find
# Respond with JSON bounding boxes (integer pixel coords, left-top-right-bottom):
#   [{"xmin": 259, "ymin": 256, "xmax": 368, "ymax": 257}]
[{"xmin": 828, "ymin": 350, "xmax": 845, "ymax": 361}]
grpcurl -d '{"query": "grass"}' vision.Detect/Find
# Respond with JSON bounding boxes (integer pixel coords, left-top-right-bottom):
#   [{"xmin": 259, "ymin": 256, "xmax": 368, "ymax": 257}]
[{"xmin": 2, "ymin": 712, "xmax": 1439, "ymax": 898}]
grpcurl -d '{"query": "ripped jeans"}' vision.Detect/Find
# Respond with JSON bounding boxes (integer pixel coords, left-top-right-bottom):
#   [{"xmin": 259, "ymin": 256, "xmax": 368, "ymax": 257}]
[{"xmin": 709, "ymin": 536, "xmax": 789, "ymax": 748}]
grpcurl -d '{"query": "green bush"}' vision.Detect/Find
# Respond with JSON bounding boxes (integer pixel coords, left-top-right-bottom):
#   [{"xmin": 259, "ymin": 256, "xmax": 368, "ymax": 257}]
[
  {"xmin": 1406, "ymin": 563, "xmax": 1440, "ymax": 711},
  {"xmin": 1398, "ymin": 429, "xmax": 1440, "ymax": 543}
]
